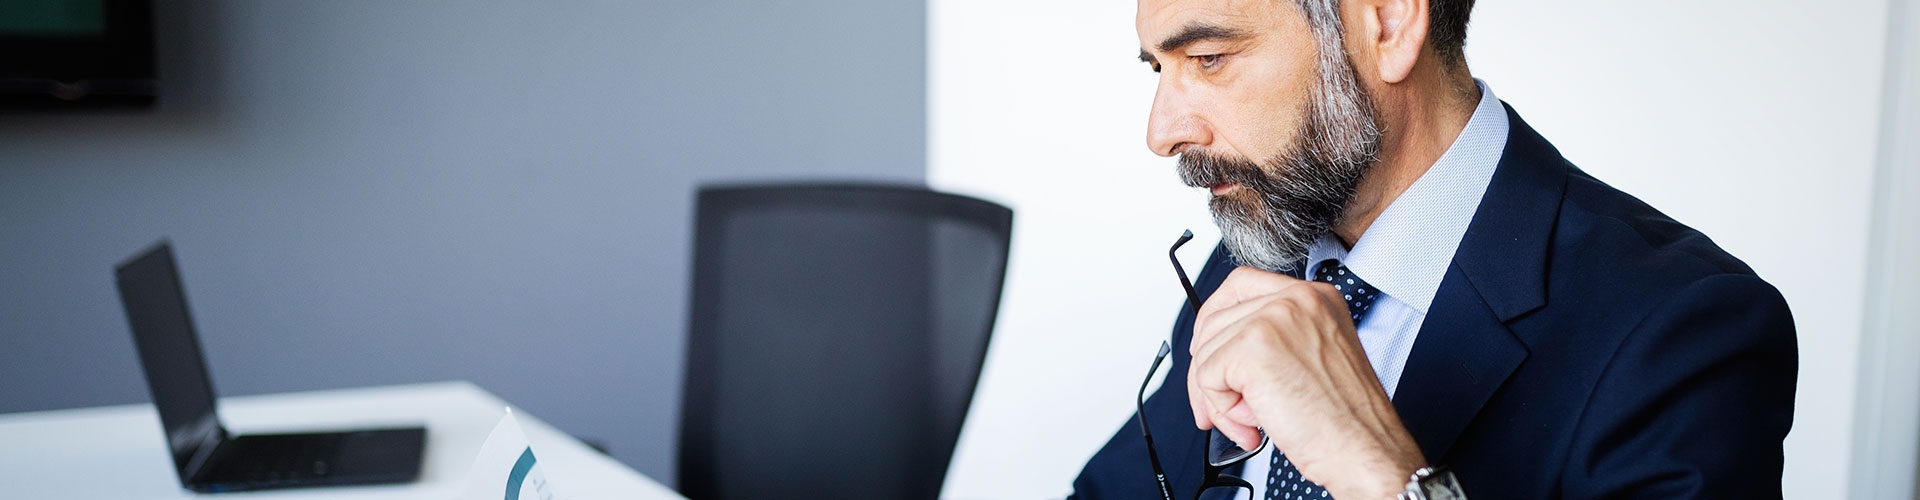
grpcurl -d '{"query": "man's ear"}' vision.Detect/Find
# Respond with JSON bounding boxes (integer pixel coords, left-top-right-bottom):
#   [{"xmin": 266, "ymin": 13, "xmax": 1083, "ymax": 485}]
[{"xmin": 1367, "ymin": 0, "xmax": 1429, "ymax": 84}]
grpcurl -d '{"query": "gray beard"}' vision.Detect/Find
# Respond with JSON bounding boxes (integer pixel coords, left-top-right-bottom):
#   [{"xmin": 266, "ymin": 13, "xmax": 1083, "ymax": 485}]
[{"xmin": 1175, "ymin": 44, "xmax": 1382, "ymax": 273}]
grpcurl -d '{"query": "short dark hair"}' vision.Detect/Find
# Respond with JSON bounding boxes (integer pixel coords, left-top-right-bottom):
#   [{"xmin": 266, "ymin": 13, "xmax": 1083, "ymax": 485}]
[
  {"xmin": 1428, "ymin": 0, "xmax": 1475, "ymax": 68},
  {"xmin": 1295, "ymin": 0, "xmax": 1475, "ymax": 69}
]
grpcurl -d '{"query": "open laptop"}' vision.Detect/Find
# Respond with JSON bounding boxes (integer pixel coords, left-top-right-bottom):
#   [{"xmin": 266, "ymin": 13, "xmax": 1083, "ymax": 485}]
[{"xmin": 115, "ymin": 241, "xmax": 427, "ymax": 493}]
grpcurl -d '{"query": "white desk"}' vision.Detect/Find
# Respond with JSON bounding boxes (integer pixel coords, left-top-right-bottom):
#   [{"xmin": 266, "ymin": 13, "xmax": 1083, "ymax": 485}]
[{"xmin": 0, "ymin": 381, "xmax": 684, "ymax": 500}]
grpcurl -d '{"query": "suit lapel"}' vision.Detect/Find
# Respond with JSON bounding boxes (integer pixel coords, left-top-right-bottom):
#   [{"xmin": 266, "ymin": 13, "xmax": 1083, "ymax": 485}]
[
  {"xmin": 1393, "ymin": 266, "xmax": 1530, "ymax": 461},
  {"xmin": 1391, "ymin": 103, "xmax": 1568, "ymax": 461}
]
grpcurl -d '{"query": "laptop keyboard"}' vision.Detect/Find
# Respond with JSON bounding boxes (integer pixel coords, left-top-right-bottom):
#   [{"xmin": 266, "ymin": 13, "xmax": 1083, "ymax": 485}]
[
  {"xmin": 192, "ymin": 427, "xmax": 423, "ymax": 492},
  {"xmin": 225, "ymin": 432, "xmax": 345, "ymax": 483}
]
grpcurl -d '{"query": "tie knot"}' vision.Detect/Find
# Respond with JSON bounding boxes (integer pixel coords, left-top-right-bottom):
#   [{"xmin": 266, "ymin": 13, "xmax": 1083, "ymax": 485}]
[{"xmin": 1312, "ymin": 259, "xmax": 1381, "ymax": 325}]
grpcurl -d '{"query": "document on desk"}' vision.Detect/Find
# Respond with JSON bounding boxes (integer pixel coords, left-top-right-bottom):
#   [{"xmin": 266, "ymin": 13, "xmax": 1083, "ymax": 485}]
[{"xmin": 463, "ymin": 409, "xmax": 571, "ymax": 500}]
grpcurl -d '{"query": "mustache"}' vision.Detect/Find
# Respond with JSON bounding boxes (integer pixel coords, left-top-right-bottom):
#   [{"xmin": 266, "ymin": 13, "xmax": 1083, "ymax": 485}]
[{"xmin": 1176, "ymin": 150, "xmax": 1269, "ymax": 191}]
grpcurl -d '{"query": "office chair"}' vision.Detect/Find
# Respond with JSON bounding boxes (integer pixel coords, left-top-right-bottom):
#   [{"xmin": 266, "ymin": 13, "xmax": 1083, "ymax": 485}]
[{"xmin": 677, "ymin": 183, "xmax": 1013, "ymax": 499}]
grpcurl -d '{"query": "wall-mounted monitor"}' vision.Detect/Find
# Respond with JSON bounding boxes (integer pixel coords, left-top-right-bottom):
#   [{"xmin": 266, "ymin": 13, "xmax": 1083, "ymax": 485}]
[{"xmin": 0, "ymin": 0, "xmax": 156, "ymax": 109}]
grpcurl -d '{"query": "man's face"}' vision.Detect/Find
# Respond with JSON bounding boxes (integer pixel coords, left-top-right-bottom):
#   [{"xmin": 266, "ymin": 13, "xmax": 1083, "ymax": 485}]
[{"xmin": 1137, "ymin": 0, "xmax": 1382, "ymax": 272}]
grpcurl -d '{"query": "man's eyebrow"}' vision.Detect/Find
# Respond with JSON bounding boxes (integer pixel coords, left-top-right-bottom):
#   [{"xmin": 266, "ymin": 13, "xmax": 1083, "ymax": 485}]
[{"xmin": 1155, "ymin": 23, "xmax": 1249, "ymax": 53}]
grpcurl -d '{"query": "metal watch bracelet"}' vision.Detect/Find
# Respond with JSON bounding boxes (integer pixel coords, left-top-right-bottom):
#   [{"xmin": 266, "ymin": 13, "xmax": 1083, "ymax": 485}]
[{"xmin": 1397, "ymin": 465, "xmax": 1467, "ymax": 500}]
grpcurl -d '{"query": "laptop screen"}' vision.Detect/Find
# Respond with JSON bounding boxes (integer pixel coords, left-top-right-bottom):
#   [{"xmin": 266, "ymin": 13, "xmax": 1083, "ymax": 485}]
[{"xmin": 115, "ymin": 242, "xmax": 224, "ymax": 474}]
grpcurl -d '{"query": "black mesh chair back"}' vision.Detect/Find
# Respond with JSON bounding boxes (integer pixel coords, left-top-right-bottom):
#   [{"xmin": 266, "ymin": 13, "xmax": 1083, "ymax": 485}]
[{"xmin": 677, "ymin": 183, "xmax": 1014, "ymax": 500}]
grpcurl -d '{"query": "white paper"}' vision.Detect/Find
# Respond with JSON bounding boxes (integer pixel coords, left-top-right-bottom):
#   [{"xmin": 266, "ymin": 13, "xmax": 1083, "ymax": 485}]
[{"xmin": 461, "ymin": 408, "xmax": 569, "ymax": 500}]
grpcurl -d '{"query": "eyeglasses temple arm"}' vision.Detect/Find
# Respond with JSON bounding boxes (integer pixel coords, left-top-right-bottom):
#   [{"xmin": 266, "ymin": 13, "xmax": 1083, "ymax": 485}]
[
  {"xmin": 1170, "ymin": 230, "xmax": 1204, "ymax": 313},
  {"xmin": 1138, "ymin": 341, "xmax": 1177, "ymax": 500}
]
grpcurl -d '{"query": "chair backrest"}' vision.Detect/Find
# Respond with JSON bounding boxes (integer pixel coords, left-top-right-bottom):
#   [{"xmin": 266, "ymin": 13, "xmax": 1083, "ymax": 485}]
[{"xmin": 677, "ymin": 183, "xmax": 1013, "ymax": 500}]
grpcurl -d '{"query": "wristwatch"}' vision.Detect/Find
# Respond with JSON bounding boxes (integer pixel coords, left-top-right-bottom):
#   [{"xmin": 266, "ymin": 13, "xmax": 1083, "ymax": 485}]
[{"xmin": 1397, "ymin": 466, "xmax": 1467, "ymax": 500}]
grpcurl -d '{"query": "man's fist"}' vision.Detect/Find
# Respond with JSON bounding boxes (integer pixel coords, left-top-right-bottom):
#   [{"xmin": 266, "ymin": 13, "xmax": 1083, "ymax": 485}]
[{"xmin": 1187, "ymin": 266, "xmax": 1427, "ymax": 500}]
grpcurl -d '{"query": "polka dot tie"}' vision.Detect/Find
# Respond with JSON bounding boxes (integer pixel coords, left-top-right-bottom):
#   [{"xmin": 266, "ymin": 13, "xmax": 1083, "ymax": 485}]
[
  {"xmin": 1265, "ymin": 259, "xmax": 1380, "ymax": 500},
  {"xmin": 1313, "ymin": 259, "xmax": 1382, "ymax": 324}
]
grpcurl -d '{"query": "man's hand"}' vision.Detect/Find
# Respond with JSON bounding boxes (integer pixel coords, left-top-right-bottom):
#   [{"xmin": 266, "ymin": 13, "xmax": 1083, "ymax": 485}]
[{"xmin": 1187, "ymin": 266, "xmax": 1427, "ymax": 500}]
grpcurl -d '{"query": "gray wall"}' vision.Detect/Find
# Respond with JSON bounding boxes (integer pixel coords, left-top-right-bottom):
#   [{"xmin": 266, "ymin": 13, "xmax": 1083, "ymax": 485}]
[{"xmin": 0, "ymin": 0, "xmax": 924, "ymax": 485}]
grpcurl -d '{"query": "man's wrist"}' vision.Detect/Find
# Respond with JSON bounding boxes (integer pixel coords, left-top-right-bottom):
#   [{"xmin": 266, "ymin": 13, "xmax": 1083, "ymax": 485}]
[
  {"xmin": 1329, "ymin": 446, "xmax": 1427, "ymax": 499},
  {"xmin": 1366, "ymin": 462, "xmax": 1428, "ymax": 500}
]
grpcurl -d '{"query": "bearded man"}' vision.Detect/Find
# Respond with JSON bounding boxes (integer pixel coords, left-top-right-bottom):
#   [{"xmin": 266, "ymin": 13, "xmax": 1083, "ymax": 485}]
[{"xmin": 1070, "ymin": 0, "xmax": 1799, "ymax": 498}]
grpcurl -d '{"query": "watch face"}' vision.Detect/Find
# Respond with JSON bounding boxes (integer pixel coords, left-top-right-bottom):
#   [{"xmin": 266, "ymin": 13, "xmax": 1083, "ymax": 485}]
[{"xmin": 1426, "ymin": 471, "xmax": 1467, "ymax": 500}]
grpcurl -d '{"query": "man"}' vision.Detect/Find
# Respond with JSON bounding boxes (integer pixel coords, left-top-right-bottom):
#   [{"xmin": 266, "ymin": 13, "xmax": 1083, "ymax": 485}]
[{"xmin": 1072, "ymin": 0, "xmax": 1798, "ymax": 498}]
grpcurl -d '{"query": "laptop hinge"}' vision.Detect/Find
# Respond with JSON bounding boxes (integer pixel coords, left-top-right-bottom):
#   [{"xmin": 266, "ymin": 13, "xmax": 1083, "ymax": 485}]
[{"xmin": 180, "ymin": 424, "xmax": 229, "ymax": 482}]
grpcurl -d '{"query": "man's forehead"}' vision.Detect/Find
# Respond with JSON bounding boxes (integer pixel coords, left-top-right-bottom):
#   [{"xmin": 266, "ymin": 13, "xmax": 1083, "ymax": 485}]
[{"xmin": 1136, "ymin": 0, "xmax": 1277, "ymax": 41}]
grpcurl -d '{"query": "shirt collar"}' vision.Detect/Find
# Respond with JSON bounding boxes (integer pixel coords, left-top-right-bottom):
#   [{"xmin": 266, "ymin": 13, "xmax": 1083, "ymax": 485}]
[{"xmin": 1305, "ymin": 79, "xmax": 1508, "ymax": 313}]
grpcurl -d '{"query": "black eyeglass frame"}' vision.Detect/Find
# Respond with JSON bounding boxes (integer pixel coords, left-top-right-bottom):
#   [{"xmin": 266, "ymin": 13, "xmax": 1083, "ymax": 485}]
[{"xmin": 1135, "ymin": 230, "xmax": 1271, "ymax": 500}]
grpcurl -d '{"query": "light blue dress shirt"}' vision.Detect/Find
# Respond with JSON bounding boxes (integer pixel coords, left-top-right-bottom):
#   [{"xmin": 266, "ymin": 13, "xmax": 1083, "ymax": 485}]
[{"xmin": 1238, "ymin": 80, "xmax": 1510, "ymax": 499}]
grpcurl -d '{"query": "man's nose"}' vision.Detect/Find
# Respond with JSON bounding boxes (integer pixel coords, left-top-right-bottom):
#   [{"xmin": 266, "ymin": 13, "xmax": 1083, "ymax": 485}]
[{"xmin": 1146, "ymin": 80, "xmax": 1210, "ymax": 157}]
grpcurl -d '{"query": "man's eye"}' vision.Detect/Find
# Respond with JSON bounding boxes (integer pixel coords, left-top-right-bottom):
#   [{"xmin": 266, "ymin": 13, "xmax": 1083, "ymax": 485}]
[
  {"xmin": 1195, "ymin": 54, "xmax": 1223, "ymax": 69},
  {"xmin": 1149, "ymin": 61, "xmax": 1162, "ymax": 73}
]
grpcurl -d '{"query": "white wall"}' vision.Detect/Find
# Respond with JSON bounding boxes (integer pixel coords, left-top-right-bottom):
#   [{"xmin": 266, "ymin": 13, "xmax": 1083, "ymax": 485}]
[
  {"xmin": 929, "ymin": 1, "xmax": 1216, "ymax": 497},
  {"xmin": 1849, "ymin": 0, "xmax": 1920, "ymax": 497},
  {"xmin": 930, "ymin": 1, "xmax": 1891, "ymax": 498}
]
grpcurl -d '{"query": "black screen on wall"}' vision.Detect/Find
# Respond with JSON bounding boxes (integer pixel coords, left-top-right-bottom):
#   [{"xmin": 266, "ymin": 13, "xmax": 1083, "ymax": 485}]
[{"xmin": 0, "ymin": 0, "xmax": 156, "ymax": 109}]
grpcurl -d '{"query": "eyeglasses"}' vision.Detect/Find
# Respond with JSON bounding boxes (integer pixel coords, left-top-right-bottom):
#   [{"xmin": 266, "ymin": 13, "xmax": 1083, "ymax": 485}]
[{"xmin": 1137, "ymin": 230, "xmax": 1271, "ymax": 500}]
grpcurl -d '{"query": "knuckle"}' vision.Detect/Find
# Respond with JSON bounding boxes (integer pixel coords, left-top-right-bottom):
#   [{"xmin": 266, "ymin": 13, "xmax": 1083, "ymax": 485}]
[
  {"xmin": 1263, "ymin": 295, "xmax": 1302, "ymax": 317},
  {"xmin": 1305, "ymin": 282, "xmax": 1338, "ymax": 301}
]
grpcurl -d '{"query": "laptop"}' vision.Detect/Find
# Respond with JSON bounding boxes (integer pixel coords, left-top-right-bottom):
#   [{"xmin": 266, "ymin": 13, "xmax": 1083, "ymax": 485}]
[{"xmin": 115, "ymin": 241, "xmax": 427, "ymax": 493}]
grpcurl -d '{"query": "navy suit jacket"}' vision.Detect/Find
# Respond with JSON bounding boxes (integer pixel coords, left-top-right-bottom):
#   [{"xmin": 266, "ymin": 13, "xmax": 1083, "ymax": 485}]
[{"xmin": 1071, "ymin": 104, "xmax": 1798, "ymax": 499}]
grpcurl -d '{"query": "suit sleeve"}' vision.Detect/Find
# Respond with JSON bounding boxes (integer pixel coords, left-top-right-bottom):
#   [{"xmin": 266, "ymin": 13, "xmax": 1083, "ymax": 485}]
[{"xmin": 1560, "ymin": 273, "xmax": 1798, "ymax": 499}]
